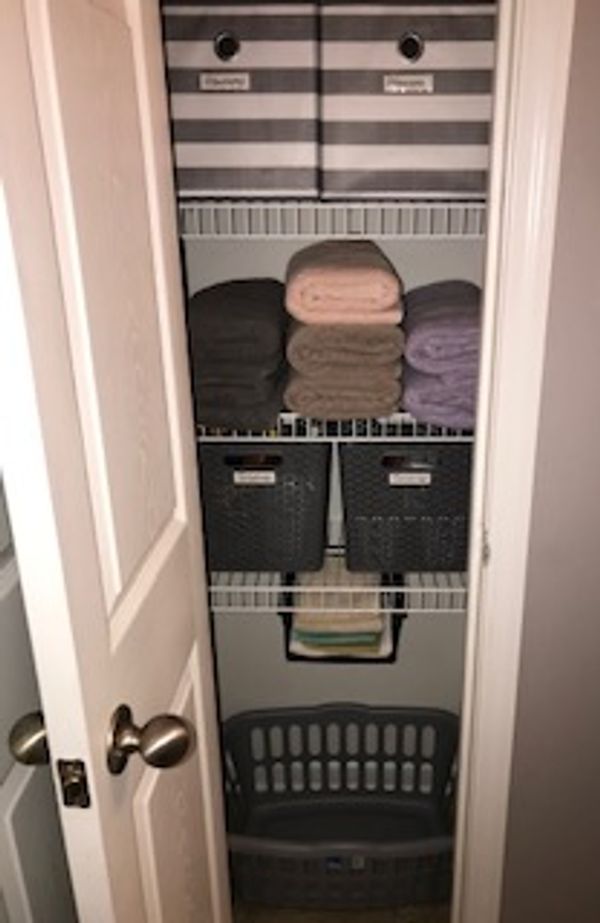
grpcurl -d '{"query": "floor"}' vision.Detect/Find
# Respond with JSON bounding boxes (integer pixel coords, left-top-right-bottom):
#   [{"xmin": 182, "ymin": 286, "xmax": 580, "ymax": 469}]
[{"xmin": 234, "ymin": 904, "xmax": 451, "ymax": 923}]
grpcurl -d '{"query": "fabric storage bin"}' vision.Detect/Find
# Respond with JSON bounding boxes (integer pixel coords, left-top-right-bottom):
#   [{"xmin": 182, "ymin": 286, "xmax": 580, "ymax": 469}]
[
  {"xmin": 224, "ymin": 704, "xmax": 458, "ymax": 908},
  {"xmin": 161, "ymin": 1, "xmax": 319, "ymax": 198},
  {"xmin": 320, "ymin": 0, "xmax": 498, "ymax": 198},
  {"xmin": 340, "ymin": 442, "xmax": 472, "ymax": 571},
  {"xmin": 198, "ymin": 443, "xmax": 330, "ymax": 571}
]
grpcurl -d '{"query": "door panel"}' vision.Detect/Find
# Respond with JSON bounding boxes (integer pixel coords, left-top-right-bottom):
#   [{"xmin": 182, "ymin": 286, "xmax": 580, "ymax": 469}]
[
  {"xmin": 33, "ymin": 0, "xmax": 177, "ymax": 605},
  {"xmin": 1, "ymin": 1, "xmax": 230, "ymax": 920},
  {"xmin": 134, "ymin": 647, "xmax": 214, "ymax": 923},
  {"xmin": 2, "ymin": 768, "xmax": 76, "ymax": 923}
]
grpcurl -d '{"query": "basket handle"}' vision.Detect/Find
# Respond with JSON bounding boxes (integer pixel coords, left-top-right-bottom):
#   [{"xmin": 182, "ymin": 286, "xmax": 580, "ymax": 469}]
[
  {"xmin": 224, "ymin": 453, "xmax": 283, "ymax": 470},
  {"xmin": 381, "ymin": 454, "xmax": 435, "ymax": 472}
]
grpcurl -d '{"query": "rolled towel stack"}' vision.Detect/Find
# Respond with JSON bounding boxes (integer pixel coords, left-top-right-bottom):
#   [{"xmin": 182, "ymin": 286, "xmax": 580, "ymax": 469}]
[
  {"xmin": 403, "ymin": 280, "xmax": 482, "ymax": 430},
  {"xmin": 284, "ymin": 240, "xmax": 404, "ymax": 419},
  {"xmin": 289, "ymin": 557, "xmax": 393, "ymax": 659},
  {"xmin": 187, "ymin": 278, "xmax": 287, "ymax": 430}
]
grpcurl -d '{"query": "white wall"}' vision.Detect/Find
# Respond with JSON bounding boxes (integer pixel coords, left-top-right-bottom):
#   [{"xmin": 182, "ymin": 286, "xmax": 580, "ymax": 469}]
[
  {"xmin": 183, "ymin": 238, "xmax": 485, "ymax": 294},
  {"xmin": 501, "ymin": 1, "xmax": 600, "ymax": 919}
]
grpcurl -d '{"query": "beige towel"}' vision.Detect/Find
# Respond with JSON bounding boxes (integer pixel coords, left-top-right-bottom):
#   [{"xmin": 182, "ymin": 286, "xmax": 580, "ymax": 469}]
[
  {"xmin": 284, "ymin": 366, "xmax": 401, "ymax": 420},
  {"xmin": 286, "ymin": 240, "xmax": 403, "ymax": 325},
  {"xmin": 293, "ymin": 556, "xmax": 382, "ymax": 630},
  {"xmin": 287, "ymin": 321, "xmax": 405, "ymax": 375}
]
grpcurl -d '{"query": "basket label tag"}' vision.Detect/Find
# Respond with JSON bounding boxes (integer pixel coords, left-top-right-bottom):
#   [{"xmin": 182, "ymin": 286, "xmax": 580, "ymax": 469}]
[
  {"xmin": 383, "ymin": 73, "xmax": 434, "ymax": 95},
  {"xmin": 233, "ymin": 470, "xmax": 276, "ymax": 486},
  {"xmin": 199, "ymin": 72, "xmax": 251, "ymax": 92},
  {"xmin": 388, "ymin": 471, "xmax": 432, "ymax": 487}
]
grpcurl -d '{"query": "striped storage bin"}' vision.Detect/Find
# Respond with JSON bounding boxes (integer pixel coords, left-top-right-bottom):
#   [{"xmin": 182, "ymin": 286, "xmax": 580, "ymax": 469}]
[
  {"xmin": 321, "ymin": 1, "xmax": 498, "ymax": 199},
  {"xmin": 162, "ymin": 1, "xmax": 319, "ymax": 198}
]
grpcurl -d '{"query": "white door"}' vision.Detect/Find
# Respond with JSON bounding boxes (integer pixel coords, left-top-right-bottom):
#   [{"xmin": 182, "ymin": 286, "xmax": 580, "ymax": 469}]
[{"xmin": 0, "ymin": 2, "xmax": 230, "ymax": 922}]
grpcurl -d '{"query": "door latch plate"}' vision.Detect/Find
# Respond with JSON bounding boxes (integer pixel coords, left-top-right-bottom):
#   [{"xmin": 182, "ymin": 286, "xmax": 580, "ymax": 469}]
[{"xmin": 57, "ymin": 759, "xmax": 91, "ymax": 808}]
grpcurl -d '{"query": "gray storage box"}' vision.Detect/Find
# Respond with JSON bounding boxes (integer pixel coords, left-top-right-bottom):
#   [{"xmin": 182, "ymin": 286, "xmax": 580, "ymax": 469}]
[
  {"xmin": 224, "ymin": 704, "xmax": 458, "ymax": 908},
  {"xmin": 161, "ymin": 1, "xmax": 319, "ymax": 198},
  {"xmin": 341, "ymin": 442, "xmax": 472, "ymax": 572},
  {"xmin": 198, "ymin": 443, "xmax": 330, "ymax": 571},
  {"xmin": 321, "ymin": 0, "xmax": 498, "ymax": 198}
]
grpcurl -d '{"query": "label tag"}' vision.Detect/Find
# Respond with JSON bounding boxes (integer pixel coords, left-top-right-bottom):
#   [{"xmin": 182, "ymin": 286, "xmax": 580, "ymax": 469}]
[
  {"xmin": 233, "ymin": 470, "xmax": 276, "ymax": 486},
  {"xmin": 383, "ymin": 73, "xmax": 434, "ymax": 95},
  {"xmin": 199, "ymin": 72, "xmax": 251, "ymax": 92},
  {"xmin": 389, "ymin": 471, "xmax": 432, "ymax": 487}
]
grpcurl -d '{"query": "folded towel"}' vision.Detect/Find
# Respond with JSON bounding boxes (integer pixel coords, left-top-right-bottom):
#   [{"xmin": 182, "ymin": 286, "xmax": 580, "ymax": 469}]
[
  {"xmin": 287, "ymin": 321, "xmax": 404, "ymax": 375},
  {"xmin": 294, "ymin": 611, "xmax": 384, "ymax": 633},
  {"xmin": 404, "ymin": 280, "xmax": 481, "ymax": 376},
  {"xmin": 292, "ymin": 556, "xmax": 383, "ymax": 628},
  {"xmin": 403, "ymin": 364, "xmax": 477, "ymax": 430},
  {"xmin": 194, "ymin": 366, "xmax": 286, "ymax": 431},
  {"xmin": 286, "ymin": 240, "xmax": 403, "ymax": 325},
  {"xmin": 289, "ymin": 614, "xmax": 393, "ymax": 659},
  {"xmin": 195, "ymin": 357, "xmax": 281, "ymax": 386},
  {"xmin": 196, "ymin": 359, "xmax": 287, "ymax": 398},
  {"xmin": 188, "ymin": 278, "xmax": 286, "ymax": 366},
  {"xmin": 292, "ymin": 630, "xmax": 382, "ymax": 646},
  {"xmin": 284, "ymin": 367, "xmax": 401, "ymax": 420}
]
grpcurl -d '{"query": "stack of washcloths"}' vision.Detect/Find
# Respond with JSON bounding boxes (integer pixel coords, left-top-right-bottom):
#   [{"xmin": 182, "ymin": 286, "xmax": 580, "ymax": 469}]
[
  {"xmin": 187, "ymin": 278, "xmax": 287, "ymax": 430},
  {"xmin": 403, "ymin": 280, "xmax": 482, "ymax": 430},
  {"xmin": 289, "ymin": 557, "xmax": 392, "ymax": 659},
  {"xmin": 283, "ymin": 240, "xmax": 404, "ymax": 420}
]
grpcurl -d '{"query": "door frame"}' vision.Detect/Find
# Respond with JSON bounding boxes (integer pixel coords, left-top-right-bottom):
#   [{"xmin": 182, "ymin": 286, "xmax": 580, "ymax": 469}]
[
  {"xmin": 453, "ymin": 2, "xmax": 577, "ymax": 922},
  {"xmin": 0, "ymin": 0, "xmax": 578, "ymax": 920}
]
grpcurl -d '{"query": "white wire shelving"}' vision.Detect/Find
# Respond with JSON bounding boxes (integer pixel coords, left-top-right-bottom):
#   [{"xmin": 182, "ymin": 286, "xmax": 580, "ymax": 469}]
[
  {"xmin": 179, "ymin": 199, "xmax": 487, "ymax": 240},
  {"xmin": 209, "ymin": 562, "xmax": 467, "ymax": 616},
  {"xmin": 197, "ymin": 412, "xmax": 474, "ymax": 444}
]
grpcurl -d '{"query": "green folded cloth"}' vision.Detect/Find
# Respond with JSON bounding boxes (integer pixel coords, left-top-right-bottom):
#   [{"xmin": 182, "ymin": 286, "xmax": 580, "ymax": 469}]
[{"xmin": 292, "ymin": 630, "xmax": 382, "ymax": 647}]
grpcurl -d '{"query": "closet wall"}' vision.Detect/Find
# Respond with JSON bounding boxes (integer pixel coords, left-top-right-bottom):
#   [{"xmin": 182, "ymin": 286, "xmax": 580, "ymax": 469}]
[
  {"xmin": 500, "ymin": 1, "xmax": 600, "ymax": 917},
  {"xmin": 182, "ymin": 230, "xmax": 484, "ymax": 716},
  {"xmin": 170, "ymin": 0, "xmax": 491, "ymax": 718}
]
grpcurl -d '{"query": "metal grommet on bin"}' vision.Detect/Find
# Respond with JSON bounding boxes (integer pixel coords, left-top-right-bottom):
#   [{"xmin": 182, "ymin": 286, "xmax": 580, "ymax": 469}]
[
  {"xmin": 398, "ymin": 31, "xmax": 425, "ymax": 63},
  {"xmin": 214, "ymin": 30, "xmax": 241, "ymax": 62}
]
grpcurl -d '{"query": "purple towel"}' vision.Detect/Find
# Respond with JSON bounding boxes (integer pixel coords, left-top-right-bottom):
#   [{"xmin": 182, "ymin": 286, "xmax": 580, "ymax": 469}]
[
  {"xmin": 404, "ymin": 280, "xmax": 481, "ymax": 376},
  {"xmin": 403, "ymin": 364, "xmax": 477, "ymax": 430}
]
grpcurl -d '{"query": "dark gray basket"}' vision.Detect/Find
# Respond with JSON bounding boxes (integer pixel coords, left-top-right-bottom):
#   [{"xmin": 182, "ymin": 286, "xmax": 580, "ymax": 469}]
[
  {"xmin": 198, "ymin": 443, "xmax": 330, "ymax": 571},
  {"xmin": 340, "ymin": 443, "xmax": 472, "ymax": 572},
  {"xmin": 223, "ymin": 704, "xmax": 458, "ymax": 909}
]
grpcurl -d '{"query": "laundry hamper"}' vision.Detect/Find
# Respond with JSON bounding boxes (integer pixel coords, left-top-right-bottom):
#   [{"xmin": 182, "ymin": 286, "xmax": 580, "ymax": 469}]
[
  {"xmin": 340, "ymin": 442, "xmax": 472, "ymax": 572},
  {"xmin": 223, "ymin": 704, "xmax": 458, "ymax": 909},
  {"xmin": 198, "ymin": 443, "xmax": 330, "ymax": 571}
]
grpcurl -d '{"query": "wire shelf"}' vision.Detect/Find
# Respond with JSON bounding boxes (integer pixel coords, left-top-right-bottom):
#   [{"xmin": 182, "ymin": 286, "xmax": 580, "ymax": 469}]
[
  {"xmin": 197, "ymin": 412, "xmax": 474, "ymax": 444},
  {"xmin": 209, "ymin": 562, "xmax": 467, "ymax": 615},
  {"xmin": 179, "ymin": 199, "xmax": 487, "ymax": 240}
]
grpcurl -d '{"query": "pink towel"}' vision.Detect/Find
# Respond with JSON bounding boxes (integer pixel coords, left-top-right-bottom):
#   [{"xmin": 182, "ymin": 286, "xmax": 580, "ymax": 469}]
[{"xmin": 285, "ymin": 240, "xmax": 403, "ymax": 325}]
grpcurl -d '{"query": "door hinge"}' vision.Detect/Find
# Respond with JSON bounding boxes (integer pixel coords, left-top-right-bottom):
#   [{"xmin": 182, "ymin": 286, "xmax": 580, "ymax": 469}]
[{"xmin": 57, "ymin": 759, "xmax": 91, "ymax": 808}]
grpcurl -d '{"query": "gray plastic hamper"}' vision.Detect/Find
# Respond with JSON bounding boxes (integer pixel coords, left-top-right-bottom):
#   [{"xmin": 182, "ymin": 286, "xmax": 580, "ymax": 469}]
[
  {"xmin": 223, "ymin": 704, "xmax": 458, "ymax": 909},
  {"xmin": 198, "ymin": 443, "xmax": 330, "ymax": 571}
]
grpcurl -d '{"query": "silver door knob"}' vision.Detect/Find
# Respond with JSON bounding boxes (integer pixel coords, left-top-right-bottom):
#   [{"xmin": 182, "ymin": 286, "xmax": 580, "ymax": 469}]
[
  {"xmin": 107, "ymin": 704, "xmax": 192, "ymax": 775},
  {"xmin": 8, "ymin": 711, "xmax": 50, "ymax": 766}
]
